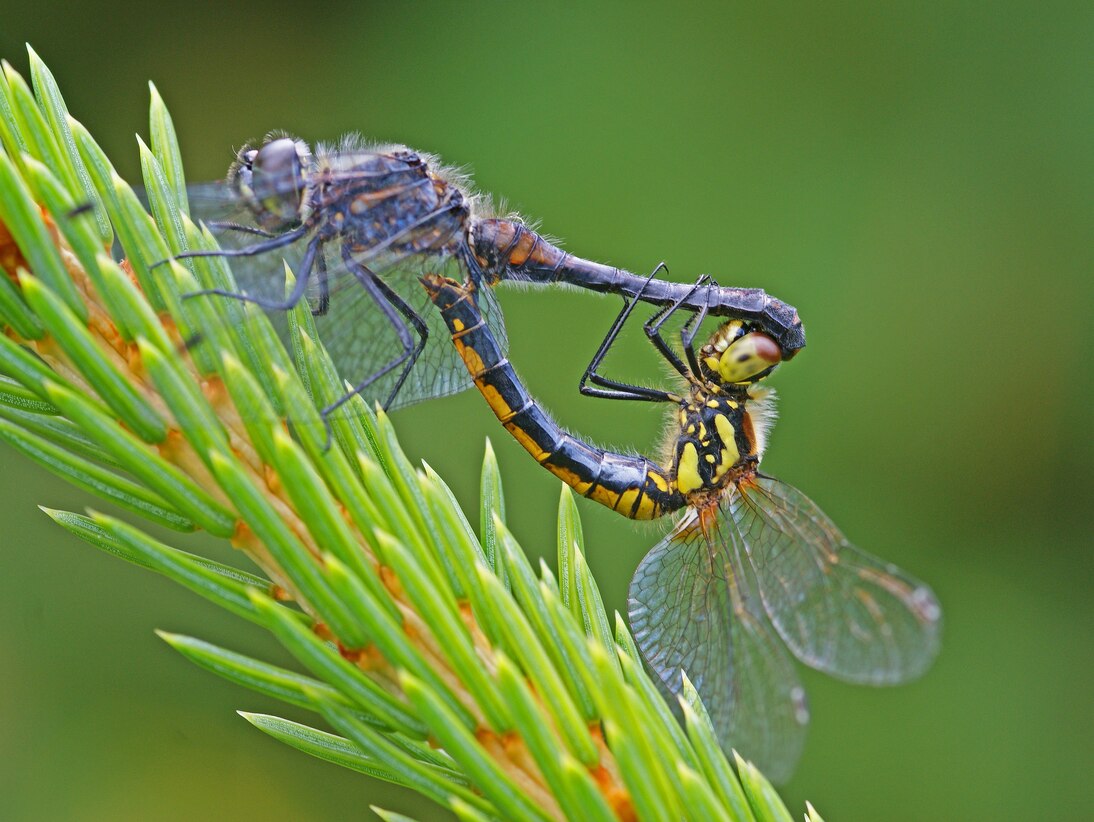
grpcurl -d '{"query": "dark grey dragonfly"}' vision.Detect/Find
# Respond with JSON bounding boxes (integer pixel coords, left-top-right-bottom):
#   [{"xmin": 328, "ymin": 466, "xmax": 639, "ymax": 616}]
[{"xmin": 170, "ymin": 134, "xmax": 807, "ymax": 419}]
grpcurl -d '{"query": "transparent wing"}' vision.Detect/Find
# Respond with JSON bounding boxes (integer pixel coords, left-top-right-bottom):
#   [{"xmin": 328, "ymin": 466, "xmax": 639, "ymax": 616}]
[
  {"xmin": 298, "ymin": 250, "xmax": 507, "ymax": 412},
  {"xmin": 179, "ymin": 180, "xmax": 247, "ymax": 224},
  {"xmin": 178, "ymin": 156, "xmax": 506, "ymax": 414},
  {"xmin": 730, "ymin": 475, "xmax": 942, "ymax": 684},
  {"xmin": 628, "ymin": 509, "xmax": 809, "ymax": 783}
]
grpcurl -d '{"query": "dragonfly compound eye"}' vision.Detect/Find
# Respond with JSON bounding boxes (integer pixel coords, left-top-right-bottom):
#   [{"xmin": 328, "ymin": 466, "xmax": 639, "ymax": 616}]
[
  {"xmin": 248, "ymin": 137, "xmax": 309, "ymax": 231},
  {"xmin": 706, "ymin": 331, "xmax": 782, "ymax": 385}
]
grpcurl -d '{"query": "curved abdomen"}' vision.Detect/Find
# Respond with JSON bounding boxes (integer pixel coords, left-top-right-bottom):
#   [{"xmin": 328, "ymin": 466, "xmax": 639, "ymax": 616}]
[
  {"xmin": 423, "ymin": 275, "xmax": 684, "ymax": 520},
  {"xmin": 470, "ymin": 218, "xmax": 806, "ymax": 358}
]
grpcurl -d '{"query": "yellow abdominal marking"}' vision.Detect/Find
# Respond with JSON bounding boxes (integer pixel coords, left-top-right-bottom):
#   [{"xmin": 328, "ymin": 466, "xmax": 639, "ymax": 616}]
[
  {"xmin": 478, "ymin": 381, "xmax": 515, "ymax": 421},
  {"xmin": 547, "ymin": 466, "xmax": 595, "ymax": 496},
  {"xmin": 613, "ymin": 487, "xmax": 642, "ymax": 515},
  {"xmin": 504, "ymin": 421, "xmax": 549, "ymax": 461},
  {"xmin": 454, "ymin": 340, "xmax": 486, "ymax": 376},
  {"xmin": 589, "ymin": 484, "xmax": 624, "ymax": 508}
]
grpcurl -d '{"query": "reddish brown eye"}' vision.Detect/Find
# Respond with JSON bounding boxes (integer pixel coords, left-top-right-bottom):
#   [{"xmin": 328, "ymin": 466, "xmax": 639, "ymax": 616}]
[
  {"xmin": 717, "ymin": 332, "xmax": 781, "ymax": 383},
  {"xmin": 746, "ymin": 333, "xmax": 781, "ymax": 366}
]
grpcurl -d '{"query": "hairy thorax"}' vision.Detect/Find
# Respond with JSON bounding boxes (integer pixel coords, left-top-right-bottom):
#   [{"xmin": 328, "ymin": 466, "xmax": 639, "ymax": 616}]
[{"xmin": 666, "ymin": 383, "xmax": 776, "ymax": 504}]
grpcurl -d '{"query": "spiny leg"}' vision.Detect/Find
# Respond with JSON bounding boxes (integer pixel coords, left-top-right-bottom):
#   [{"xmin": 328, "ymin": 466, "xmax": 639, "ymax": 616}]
[
  {"xmin": 644, "ymin": 275, "xmax": 713, "ymax": 378},
  {"xmin": 152, "ymin": 222, "xmax": 310, "ymax": 269},
  {"xmin": 368, "ymin": 275, "xmax": 429, "ymax": 410},
  {"xmin": 677, "ymin": 275, "xmax": 714, "ymax": 375},
  {"xmin": 312, "ymin": 251, "xmax": 331, "ymax": 316},
  {"xmin": 579, "ymin": 263, "xmax": 677, "ymax": 403},
  {"xmin": 320, "ymin": 248, "xmax": 428, "ymax": 423},
  {"xmin": 205, "ymin": 221, "xmax": 277, "ymax": 239},
  {"xmin": 182, "ymin": 234, "xmax": 321, "ymax": 312},
  {"xmin": 318, "ymin": 277, "xmax": 411, "ymax": 435}
]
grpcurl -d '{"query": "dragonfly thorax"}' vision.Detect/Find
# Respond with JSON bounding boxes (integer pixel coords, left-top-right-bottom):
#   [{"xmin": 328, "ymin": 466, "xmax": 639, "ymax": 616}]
[
  {"xmin": 671, "ymin": 323, "xmax": 782, "ymax": 499},
  {"xmin": 319, "ymin": 149, "xmax": 471, "ymax": 263},
  {"xmin": 673, "ymin": 390, "xmax": 759, "ymax": 498}
]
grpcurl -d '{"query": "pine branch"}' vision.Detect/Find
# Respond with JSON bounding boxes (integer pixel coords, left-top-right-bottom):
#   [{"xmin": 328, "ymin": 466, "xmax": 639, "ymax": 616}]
[{"xmin": 0, "ymin": 46, "xmax": 819, "ymax": 821}]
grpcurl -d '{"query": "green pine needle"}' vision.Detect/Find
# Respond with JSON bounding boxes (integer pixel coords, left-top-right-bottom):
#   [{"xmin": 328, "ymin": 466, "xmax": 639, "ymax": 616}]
[{"xmin": 0, "ymin": 45, "xmax": 822, "ymax": 821}]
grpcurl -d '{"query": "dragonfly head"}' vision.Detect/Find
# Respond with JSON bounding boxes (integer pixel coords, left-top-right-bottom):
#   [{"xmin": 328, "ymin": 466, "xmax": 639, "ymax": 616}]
[
  {"xmin": 229, "ymin": 136, "xmax": 313, "ymax": 232},
  {"xmin": 698, "ymin": 321, "xmax": 782, "ymax": 390}
]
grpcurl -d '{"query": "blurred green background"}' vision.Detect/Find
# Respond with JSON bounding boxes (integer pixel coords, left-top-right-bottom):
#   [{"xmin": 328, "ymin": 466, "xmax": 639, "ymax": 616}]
[{"xmin": 1, "ymin": 2, "xmax": 1090, "ymax": 820}]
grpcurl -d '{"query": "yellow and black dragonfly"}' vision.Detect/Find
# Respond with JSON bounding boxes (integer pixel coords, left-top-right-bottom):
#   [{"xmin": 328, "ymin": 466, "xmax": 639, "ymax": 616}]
[
  {"xmin": 165, "ymin": 135, "xmax": 805, "ymax": 422},
  {"xmin": 422, "ymin": 273, "xmax": 941, "ymax": 782}
]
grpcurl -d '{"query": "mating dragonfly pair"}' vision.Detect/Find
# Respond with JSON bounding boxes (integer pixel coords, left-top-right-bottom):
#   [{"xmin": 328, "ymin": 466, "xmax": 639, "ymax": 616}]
[{"xmin": 172, "ymin": 134, "xmax": 941, "ymax": 782}]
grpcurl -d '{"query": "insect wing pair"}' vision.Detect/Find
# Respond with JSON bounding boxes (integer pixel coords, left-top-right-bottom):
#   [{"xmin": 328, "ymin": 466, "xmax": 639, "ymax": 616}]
[
  {"xmin": 630, "ymin": 474, "xmax": 941, "ymax": 782},
  {"xmin": 177, "ymin": 136, "xmax": 507, "ymax": 417}
]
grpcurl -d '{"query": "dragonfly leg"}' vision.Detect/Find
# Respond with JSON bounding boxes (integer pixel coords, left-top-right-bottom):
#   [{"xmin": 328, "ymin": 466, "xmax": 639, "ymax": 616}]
[
  {"xmin": 579, "ymin": 263, "xmax": 677, "ymax": 403},
  {"xmin": 153, "ymin": 222, "xmax": 310, "ymax": 267},
  {"xmin": 205, "ymin": 220, "xmax": 277, "ymax": 239},
  {"xmin": 311, "ymin": 252, "xmax": 331, "ymax": 316},
  {"xmin": 319, "ymin": 251, "xmax": 428, "ymax": 423},
  {"xmin": 678, "ymin": 275, "xmax": 714, "ymax": 375},
  {"xmin": 182, "ymin": 235, "xmax": 321, "ymax": 312},
  {"xmin": 369, "ymin": 275, "xmax": 429, "ymax": 409},
  {"xmin": 644, "ymin": 275, "xmax": 711, "ymax": 378}
]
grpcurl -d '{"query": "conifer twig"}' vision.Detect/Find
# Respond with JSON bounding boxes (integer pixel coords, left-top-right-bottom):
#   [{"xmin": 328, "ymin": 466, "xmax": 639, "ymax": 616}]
[{"xmin": 0, "ymin": 46, "xmax": 818, "ymax": 821}]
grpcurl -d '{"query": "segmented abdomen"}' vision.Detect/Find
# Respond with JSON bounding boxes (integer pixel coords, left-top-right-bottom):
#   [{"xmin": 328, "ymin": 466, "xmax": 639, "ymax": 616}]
[
  {"xmin": 469, "ymin": 218, "xmax": 806, "ymax": 357},
  {"xmin": 423, "ymin": 275, "xmax": 683, "ymax": 520}
]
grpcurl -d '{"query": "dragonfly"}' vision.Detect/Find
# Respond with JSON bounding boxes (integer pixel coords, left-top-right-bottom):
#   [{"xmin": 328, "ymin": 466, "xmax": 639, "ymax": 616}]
[
  {"xmin": 421, "ymin": 272, "xmax": 942, "ymax": 782},
  {"xmin": 166, "ymin": 134, "xmax": 806, "ymax": 421}
]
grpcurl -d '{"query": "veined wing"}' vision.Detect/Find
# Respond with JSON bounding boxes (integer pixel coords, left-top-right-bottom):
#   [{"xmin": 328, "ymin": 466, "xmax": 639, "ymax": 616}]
[
  {"xmin": 177, "ymin": 157, "xmax": 506, "ymax": 413},
  {"xmin": 629, "ymin": 508, "xmax": 809, "ymax": 783},
  {"xmin": 729, "ymin": 475, "xmax": 942, "ymax": 684},
  {"xmin": 293, "ymin": 248, "xmax": 508, "ymax": 412}
]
